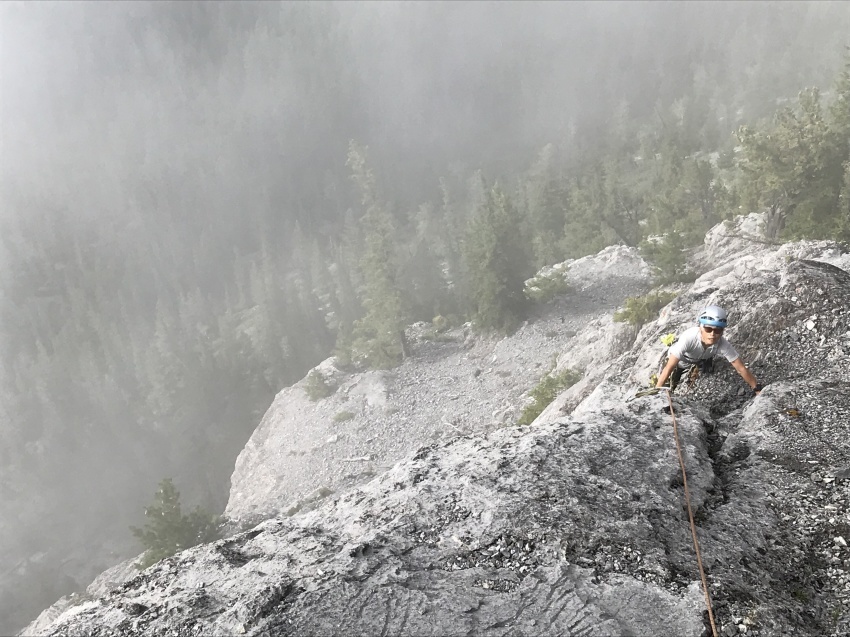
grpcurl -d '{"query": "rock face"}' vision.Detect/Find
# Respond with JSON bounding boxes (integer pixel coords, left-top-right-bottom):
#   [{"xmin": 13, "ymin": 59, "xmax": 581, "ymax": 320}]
[
  {"xmin": 38, "ymin": 411, "xmax": 710, "ymax": 637},
  {"xmin": 225, "ymin": 244, "xmax": 652, "ymax": 527},
  {"xmin": 28, "ymin": 218, "xmax": 850, "ymax": 636}
]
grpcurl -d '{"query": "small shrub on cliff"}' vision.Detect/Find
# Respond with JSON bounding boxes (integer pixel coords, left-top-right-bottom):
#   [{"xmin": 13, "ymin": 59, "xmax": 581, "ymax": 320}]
[
  {"xmin": 432, "ymin": 314, "xmax": 450, "ymax": 332},
  {"xmin": 333, "ymin": 410, "xmax": 355, "ymax": 422},
  {"xmin": 614, "ymin": 291, "xmax": 678, "ymax": 327},
  {"xmin": 305, "ymin": 369, "xmax": 335, "ymax": 400},
  {"xmin": 524, "ymin": 268, "xmax": 571, "ymax": 303},
  {"xmin": 639, "ymin": 232, "xmax": 695, "ymax": 284},
  {"xmin": 517, "ymin": 368, "xmax": 581, "ymax": 426},
  {"xmin": 131, "ymin": 478, "xmax": 222, "ymax": 570}
]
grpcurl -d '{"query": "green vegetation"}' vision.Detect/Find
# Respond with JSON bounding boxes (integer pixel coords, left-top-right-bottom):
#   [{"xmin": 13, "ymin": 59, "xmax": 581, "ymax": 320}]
[
  {"xmin": 614, "ymin": 291, "xmax": 679, "ymax": 327},
  {"xmin": 333, "ymin": 410, "xmax": 355, "ymax": 422},
  {"xmin": 305, "ymin": 369, "xmax": 335, "ymax": 401},
  {"xmin": 4, "ymin": 43, "xmax": 847, "ymax": 501},
  {"xmin": 432, "ymin": 315, "xmax": 450, "ymax": 333},
  {"xmin": 736, "ymin": 63, "xmax": 850, "ymax": 241},
  {"xmin": 345, "ymin": 141, "xmax": 409, "ymax": 369},
  {"xmin": 639, "ymin": 232, "xmax": 694, "ymax": 284},
  {"xmin": 464, "ymin": 180, "xmax": 534, "ymax": 333},
  {"xmin": 131, "ymin": 478, "xmax": 222, "ymax": 570},
  {"xmin": 420, "ymin": 314, "xmax": 462, "ymax": 343},
  {"xmin": 517, "ymin": 368, "xmax": 582, "ymax": 426},
  {"xmin": 525, "ymin": 267, "xmax": 571, "ymax": 303}
]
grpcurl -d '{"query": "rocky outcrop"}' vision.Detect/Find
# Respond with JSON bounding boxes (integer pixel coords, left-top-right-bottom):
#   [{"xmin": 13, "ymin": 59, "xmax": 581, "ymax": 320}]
[
  {"xmin": 39, "ymin": 404, "xmax": 714, "ymax": 637},
  {"xmin": 27, "ymin": 218, "xmax": 850, "ymax": 636},
  {"xmin": 225, "ymin": 244, "xmax": 653, "ymax": 526},
  {"xmin": 694, "ymin": 212, "xmax": 777, "ymax": 269}
]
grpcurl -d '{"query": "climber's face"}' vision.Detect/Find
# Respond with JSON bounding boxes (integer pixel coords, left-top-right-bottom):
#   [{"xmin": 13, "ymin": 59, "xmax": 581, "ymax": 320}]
[{"xmin": 701, "ymin": 324, "xmax": 723, "ymax": 345}]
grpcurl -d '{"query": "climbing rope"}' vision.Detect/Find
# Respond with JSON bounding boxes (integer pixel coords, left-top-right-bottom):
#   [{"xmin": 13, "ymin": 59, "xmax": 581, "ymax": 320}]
[{"xmin": 664, "ymin": 388, "xmax": 719, "ymax": 637}]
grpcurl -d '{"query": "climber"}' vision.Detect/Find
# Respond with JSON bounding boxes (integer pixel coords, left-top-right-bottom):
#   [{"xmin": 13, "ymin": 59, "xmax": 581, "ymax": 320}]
[{"xmin": 655, "ymin": 305, "xmax": 762, "ymax": 395}]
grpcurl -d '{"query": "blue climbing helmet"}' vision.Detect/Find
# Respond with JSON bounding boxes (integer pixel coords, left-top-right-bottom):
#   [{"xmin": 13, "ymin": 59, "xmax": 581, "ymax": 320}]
[{"xmin": 698, "ymin": 304, "xmax": 728, "ymax": 328}]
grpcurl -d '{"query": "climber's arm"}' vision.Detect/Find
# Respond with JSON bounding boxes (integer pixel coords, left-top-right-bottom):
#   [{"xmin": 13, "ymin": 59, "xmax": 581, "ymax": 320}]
[
  {"xmin": 656, "ymin": 355, "xmax": 680, "ymax": 389},
  {"xmin": 731, "ymin": 357, "xmax": 760, "ymax": 393}
]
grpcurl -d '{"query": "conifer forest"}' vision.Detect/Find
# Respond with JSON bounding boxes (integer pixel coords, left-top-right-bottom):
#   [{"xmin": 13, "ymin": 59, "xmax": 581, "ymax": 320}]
[{"xmin": 1, "ymin": 2, "xmax": 849, "ymax": 632}]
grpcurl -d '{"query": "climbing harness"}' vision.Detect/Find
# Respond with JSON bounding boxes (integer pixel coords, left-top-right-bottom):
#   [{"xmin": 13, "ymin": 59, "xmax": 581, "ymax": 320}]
[
  {"xmin": 683, "ymin": 364, "xmax": 701, "ymax": 394},
  {"xmin": 662, "ymin": 388, "xmax": 718, "ymax": 637},
  {"xmin": 647, "ymin": 363, "xmax": 699, "ymax": 396}
]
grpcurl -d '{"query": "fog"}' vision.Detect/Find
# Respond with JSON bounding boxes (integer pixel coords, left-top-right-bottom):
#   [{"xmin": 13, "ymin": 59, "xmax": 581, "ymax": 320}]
[
  {"xmin": 5, "ymin": 2, "xmax": 846, "ymax": 219},
  {"xmin": 1, "ymin": 1, "xmax": 848, "ymax": 633}
]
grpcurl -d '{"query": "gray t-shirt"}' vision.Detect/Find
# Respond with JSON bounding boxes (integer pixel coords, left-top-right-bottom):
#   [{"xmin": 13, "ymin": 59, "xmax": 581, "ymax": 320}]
[{"xmin": 668, "ymin": 325, "xmax": 739, "ymax": 368}]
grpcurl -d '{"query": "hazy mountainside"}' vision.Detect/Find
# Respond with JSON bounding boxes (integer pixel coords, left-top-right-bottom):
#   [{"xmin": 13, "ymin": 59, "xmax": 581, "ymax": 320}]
[
  {"xmin": 2, "ymin": 3, "xmax": 850, "ymax": 635},
  {"xmin": 28, "ymin": 215, "xmax": 850, "ymax": 636}
]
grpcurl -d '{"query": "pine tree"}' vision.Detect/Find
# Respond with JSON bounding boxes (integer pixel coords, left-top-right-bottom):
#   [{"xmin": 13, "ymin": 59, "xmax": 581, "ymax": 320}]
[
  {"xmin": 463, "ymin": 180, "xmax": 531, "ymax": 333},
  {"xmin": 561, "ymin": 172, "xmax": 609, "ymax": 258},
  {"xmin": 599, "ymin": 157, "xmax": 643, "ymax": 247},
  {"xmin": 645, "ymin": 132, "xmax": 686, "ymax": 236},
  {"xmin": 837, "ymin": 161, "xmax": 850, "ymax": 242},
  {"xmin": 830, "ymin": 51, "xmax": 850, "ymax": 240},
  {"xmin": 639, "ymin": 230, "xmax": 691, "ymax": 284},
  {"xmin": 328, "ymin": 239, "xmax": 363, "ymax": 367},
  {"xmin": 130, "ymin": 478, "xmax": 221, "ymax": 569},
  {"xmin": 736, "ymin": 84, "xmax": 845, "ymax": 239},
  {"xmin": 522, "ymin": 144, "xmax": 568, "ymax": 268},
  {"xmin": 399, "ymin": 203, "xmax": 453, "ymax": 321},
  {"xmin": 346, "ymin": 141, "xmax": 407, "ymax": 368},
  {"xmin": 434, "ymin": 177, "xmax": 469, "ymax": 320},
  {"xmin": 829, "ymin": 49, "xmax": 850, "ymax": 151},
  {"xmin": 676, "ymin": 157, "xmax": 725, "ymax": 240}
]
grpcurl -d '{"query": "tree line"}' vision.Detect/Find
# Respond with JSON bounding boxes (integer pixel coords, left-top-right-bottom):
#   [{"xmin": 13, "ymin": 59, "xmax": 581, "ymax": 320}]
[{"xmin": 1, "ymin": 52, "xmax": 848, "ymax": 529}]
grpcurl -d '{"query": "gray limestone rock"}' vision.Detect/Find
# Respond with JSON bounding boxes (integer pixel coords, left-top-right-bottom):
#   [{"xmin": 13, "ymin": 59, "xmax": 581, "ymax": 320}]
[{"xmin": 37, "ymin": 405, "xmax": 713, "ymax": 637}]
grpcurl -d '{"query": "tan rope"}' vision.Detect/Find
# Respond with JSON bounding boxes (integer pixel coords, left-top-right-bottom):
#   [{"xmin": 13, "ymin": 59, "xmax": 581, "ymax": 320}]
[{"xmin": 665, "ymin": 389, "xmax": 719, "ymax": 637}]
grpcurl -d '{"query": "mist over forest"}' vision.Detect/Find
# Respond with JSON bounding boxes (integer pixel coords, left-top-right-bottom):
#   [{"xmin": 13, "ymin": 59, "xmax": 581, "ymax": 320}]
[{"xmin": 1, "ymin": 1, "xmax": 849, "ymax": 633}]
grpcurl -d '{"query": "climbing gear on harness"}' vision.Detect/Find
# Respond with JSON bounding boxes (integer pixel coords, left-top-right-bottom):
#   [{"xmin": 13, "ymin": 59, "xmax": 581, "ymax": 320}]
[
  {"xmin": 665, "ymin": 363, "xmax": 700, "ymax": 394},
  {"xmin": 684, "ymin": 365, "xmax": 702, "ymax": 393},
  {"xmin": 669, "ymin": 366, "xmax": 683, "ymax": 392},
  {"xmin": 663, "ymin": 391, "xmax": 719, "ymax": 637},
  {"xmin": 629, "ymin": 386, "xmax": 664, "ymax": 401},
  {"xmin": 698, "ymin": 305, "xmax": 728, "ymax": 328},
  {"xmin": 649, "ymin": 333, "xmax": 679, "ymax": 388}
]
